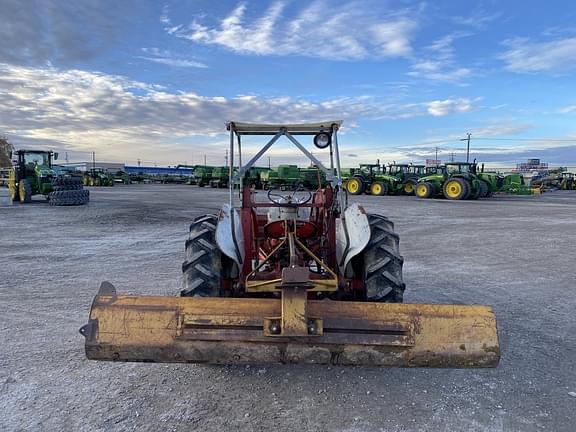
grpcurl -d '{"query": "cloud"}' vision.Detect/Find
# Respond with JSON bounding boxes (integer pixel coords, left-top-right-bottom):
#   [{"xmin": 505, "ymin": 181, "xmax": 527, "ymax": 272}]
[
  {"xmin": 0, "ymin": 0, "xmax": 138, "ymax": 66},
  {"xmin": 451, "ymin": 9, "xmax": 501, "ymax": 29},
  {"xmin": 0, "ymin": 64, "xmax": 480, "ymax": 163},
  {"xmin": 138, "ymin": 48, "xmax": 208, "ymax": 68},
  {"xmin": 408, "ymin": 33, "xmax": 472, "ymax": 82},
  {"xmin": 426, "ymin": 98, "xmax": 476, "ymax": 116},
  {"xmin": 559, "ymin": 105, "xmax": 576, "ymax": 114},
  {"xmin": 500, "ymin": 37, "xmax": 576, "ymax": 73},
  {"xmin": 165, "ymin": 1, "xmax": 417, "ymax": 60}
]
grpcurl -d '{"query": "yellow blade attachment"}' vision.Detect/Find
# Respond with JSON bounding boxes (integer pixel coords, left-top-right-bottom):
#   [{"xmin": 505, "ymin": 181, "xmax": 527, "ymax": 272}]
[{"xmin": 80, "ymin": 282, "xmax": 499, "ymax": 367}]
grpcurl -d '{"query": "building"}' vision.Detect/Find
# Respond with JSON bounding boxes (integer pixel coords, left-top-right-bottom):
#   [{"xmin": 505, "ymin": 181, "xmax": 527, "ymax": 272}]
[{"xmin": 124, "ymin": 165, "xmax": 193, "ymax": 176}]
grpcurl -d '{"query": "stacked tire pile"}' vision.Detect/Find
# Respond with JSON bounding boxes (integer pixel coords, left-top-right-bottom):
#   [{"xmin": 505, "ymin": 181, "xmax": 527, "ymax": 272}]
[{"xmin": 48, "ymin": 177, "xmax": 90, "ymax": 206}]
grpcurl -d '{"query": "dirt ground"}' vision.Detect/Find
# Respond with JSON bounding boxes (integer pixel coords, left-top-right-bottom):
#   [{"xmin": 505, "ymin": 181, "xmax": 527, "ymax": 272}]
[{"xmin": 1, "ymin": 185, "xmax": 575, "ymax": 432}]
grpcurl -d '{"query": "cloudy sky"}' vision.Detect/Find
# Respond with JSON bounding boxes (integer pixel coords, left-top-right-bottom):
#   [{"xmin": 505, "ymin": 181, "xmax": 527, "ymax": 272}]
[{"xmin": 1, "ymin": 0, "xmax": 576, "ymax": 167}]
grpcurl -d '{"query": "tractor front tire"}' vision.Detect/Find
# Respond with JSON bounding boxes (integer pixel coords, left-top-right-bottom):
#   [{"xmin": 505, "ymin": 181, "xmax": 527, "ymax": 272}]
[
  {"xmin": 352, "ymin": 214, "xmax": 405, "ymax": 302},
  {"xmin": 443, "ymin": 178, "xmax": 470, "ymax": 200},
  {"xmin": 181, "ymin": 215, "xmax": 223, "ymax": 297},
  {"xmin": 346, "ymin": 177, "xmax": 364, "ymax": 195},
  {"xmin": 370, "ymin": 181, "xmax": 387, "ymax": 196},
  {"xmin": 19, "ymin": 179, "xmax": 32, "ymax": 203},
  {"xmin": 415, "ymin": 182, "xmax": 434, "ymax": 199}
]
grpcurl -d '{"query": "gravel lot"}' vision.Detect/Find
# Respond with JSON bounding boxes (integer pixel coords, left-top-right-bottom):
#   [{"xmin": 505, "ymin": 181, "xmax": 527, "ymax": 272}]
[{"xmin": 1, "ymin": 185, "xmax": 575, "ymax": 432}]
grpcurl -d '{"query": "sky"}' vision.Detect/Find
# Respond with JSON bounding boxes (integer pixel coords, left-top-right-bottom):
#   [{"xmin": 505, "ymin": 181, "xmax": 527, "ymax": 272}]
[{"xmin": 1, "ymin": 0, "xmax": 576, "ymax": 168}]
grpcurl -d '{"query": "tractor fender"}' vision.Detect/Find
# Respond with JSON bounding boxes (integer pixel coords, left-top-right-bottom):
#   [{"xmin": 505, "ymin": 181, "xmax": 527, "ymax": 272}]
[
  {"xmin": 215, "ymin": 204, "xmax": 245, "ymax": 266},
  {"xmin": 336, "ymin": 203, "xmax": 370, "ymax": 273}
]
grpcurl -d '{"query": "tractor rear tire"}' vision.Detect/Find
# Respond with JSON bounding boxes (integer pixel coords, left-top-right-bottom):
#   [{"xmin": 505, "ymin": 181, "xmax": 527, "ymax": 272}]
[
  {"xmin": 415, "ymin": 182, "xmax": 434, "ymax": 199},
  {"xmin": 352, "ymin": 214, "xmax": 405, "ymax": 302},
  {"xmin": 181, "ymin": 215, "xmax": 223, "ymax": 297},
  {"xmin": 370, "ymin": 181, "xmax": 387, "ymax": 196},
  {"xmin": 469, "ymin": 184, "xmax": 481, "ymax": 200},
  {"xmin": 443, "ymin": 178, "xmax": 470, "ymax": 200},
  {"xmin": 346, "ymin": 177, "xmax": 364, "ymax": 195},
  {"xmin": 48, "ymin": 190, "xmax": 89, "ymax": 206},
  {"xmin": 478, "ymin": 180, "xmax": 489, "ymax": 198},
  {"xmin": 19, "ymin": 179, "xmax": 32, "ymax": 203}
]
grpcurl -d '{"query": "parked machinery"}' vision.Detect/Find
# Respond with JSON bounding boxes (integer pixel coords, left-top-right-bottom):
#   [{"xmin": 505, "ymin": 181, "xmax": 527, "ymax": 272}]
[
  {"xmin": 344, "ymin": 162, "xmax": 403, "ymax": 196},
  {"xmin": 415, "ymin": 162, "xmax": 482, "ymax": 200},
  {"xmin": 83, "ymin": 168, "xmax": 114, "ymax": 187},
  {"xmin": 80, "ymin": 121, "xmax": 499, "ymax": 367},
  {"xmin": 8, "ymin": 150, "xmax": 89, "ymax": 205}
]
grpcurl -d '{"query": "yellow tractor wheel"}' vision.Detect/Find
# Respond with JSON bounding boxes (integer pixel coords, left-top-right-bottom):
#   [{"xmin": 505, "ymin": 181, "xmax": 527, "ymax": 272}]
[
  {"xmin": 8, "ymin": 171, "xmax": 19, "ymax": 201},
  {"xmin": 18, "ymin": 179, "xmax": 32, "ymax": 203},
  {"xmin": 370, "ymin": 181, "xmax": 387, "ymax": 196},
  {"xmin": 416, "ymin": 182, "xmax": 433, "ymax": 199},
  {"xmin": 443, "ymin": 178, "xmax": 469, "ymax": 200},
  {"xmin": 346, "ymin": 177, "xmax": 364, "ymax": 195},
  {"xmin": 403, "ymin": 182, "xmax": 415, "ymax": 195}
]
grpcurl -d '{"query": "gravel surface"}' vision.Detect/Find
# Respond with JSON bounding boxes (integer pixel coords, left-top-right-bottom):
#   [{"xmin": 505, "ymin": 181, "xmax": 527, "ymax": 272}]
[{"xmin": 1, "ymin": 185, "xmax": 575, "ymax": 431}]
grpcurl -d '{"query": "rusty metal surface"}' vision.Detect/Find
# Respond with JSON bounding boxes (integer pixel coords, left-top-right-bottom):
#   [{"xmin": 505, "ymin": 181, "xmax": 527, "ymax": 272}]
[{"xmin": 81, "ymin": 285, "xmax": 500, "ymax": 368}]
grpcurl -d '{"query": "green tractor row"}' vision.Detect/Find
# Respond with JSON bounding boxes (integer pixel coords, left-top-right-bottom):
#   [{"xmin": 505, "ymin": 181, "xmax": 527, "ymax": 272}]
[
  {"xmin": 344, "ymin": 162, "xmax": 435, "ymax": 196},
  {"xmin": 8, "ymin": 150, "xmax": 89, "ymax": 206},
  {"xmin": 415, "ymin": 162, "xmax": 536, "ymax": 200}
]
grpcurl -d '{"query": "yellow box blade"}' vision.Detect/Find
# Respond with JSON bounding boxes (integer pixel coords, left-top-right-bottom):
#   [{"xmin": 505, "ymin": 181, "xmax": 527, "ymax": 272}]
[{"xmin": 80, "ymin": 283, "xmax": 499, "ymax": 368}]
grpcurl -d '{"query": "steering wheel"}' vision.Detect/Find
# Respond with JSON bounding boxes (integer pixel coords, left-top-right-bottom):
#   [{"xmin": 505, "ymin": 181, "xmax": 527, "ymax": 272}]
[{"xmin": 267, "ymin": 184, "xmax": 312, "ymax": 206}]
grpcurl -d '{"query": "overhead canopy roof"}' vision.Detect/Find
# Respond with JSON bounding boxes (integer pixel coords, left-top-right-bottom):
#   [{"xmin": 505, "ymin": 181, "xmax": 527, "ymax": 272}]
[{"xmin": 226, "ymin": 121, "xmax": 342, "ymax": 135}]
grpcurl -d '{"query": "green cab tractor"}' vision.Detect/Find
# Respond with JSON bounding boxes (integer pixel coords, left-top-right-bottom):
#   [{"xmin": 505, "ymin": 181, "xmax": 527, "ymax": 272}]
[
  {"xmin": 83, "ymin": 168, "xmax": 114, "ymax": 187},
  {"xmin": 8, "ymin": 149, "xmax": 89, "ymax": 205},
  {"xmin": 209, "ymin": 167, "xmax": 230, "ymax": 188},
  {"xmin": 386, "ymin": 163, "xmax": 426, "ymax": 195},
  {"xmin": 344, "ymin": 163, "xmax": 402, "ymax": 196},
  {"xmin": 261, "ymin": 164, "xmax": 300, "ymax": 190},
  {"xmin": 415, "ymin": 162, "xmax": 482, "ymax": 200}
]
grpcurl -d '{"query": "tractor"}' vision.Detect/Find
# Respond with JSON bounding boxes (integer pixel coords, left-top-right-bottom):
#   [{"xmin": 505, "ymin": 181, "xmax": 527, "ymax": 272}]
[
  {"xmin": 8, "ymin": 149, "xmax": 89, "ymax": 205},
  {"xmin": 344, "ymin": 163, "xmax": 402, "ymax": 196},
  {"xmin": 559, "ymin": 172, "xmax": 575, "ymax": 190},
  {"xmin": 83, "ymin": 168, "xmax": 114, "ymax": 187},
  {"xmin": 386, "ymin": 163, "xmax": 425, "ymax": 195},
  {"xmin": 415, "ymin": 162, "xmax": 482, "ymax": 200},
  {"xmin": 81, "ymin": 121, "xmax": 499, "ymax": 368},
  {"xmin": 403, "ymin": 164, "xmax": 426, "ymax": 195}
]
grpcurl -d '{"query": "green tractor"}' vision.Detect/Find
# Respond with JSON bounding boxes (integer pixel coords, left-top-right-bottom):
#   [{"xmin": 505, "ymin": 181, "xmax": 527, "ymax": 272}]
[
  {"xmin": 344, "ymin": 163, "xmax": 403, "ymax": 196},
  {"xmin": 386, "ymin": 163, "xmax": 425, "ymax": 195},
  {"xmin": 83, "ymin": 168, "xmax": 114, "ymax": 187},
  {"xmin": 415, "ymin": 162, "xmax": 482, "ymax": 200},
  {"xmin": 8, "ymin": 150, "xmax": 89, "ymax": 205}
]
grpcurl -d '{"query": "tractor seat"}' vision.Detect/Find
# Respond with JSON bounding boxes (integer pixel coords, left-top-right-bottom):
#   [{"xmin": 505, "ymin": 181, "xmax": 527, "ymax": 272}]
[{"xmin": 263, "ymin": 220, "xmax": 318, "ymax": 239}]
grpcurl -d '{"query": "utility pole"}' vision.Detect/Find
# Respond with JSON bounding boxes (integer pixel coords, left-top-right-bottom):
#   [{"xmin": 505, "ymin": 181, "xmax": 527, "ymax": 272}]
[
  {"xmin": 268, "ymin": 156, "xmax": 271, "ymax": 169},
  {"xmin": 225, "ymin": 149, "xmax": 228, "ymax": 166},
  {"xmin": 204, "ymin": 154, "xmax": 207, "ymax": 167},
  {"xmin": 435, "ymin": 147, "xmax": 439, "ymax": 167},
  {"xmin": 460, "ymin": 133, "xmax": 472, "ymax": 163},
  {"xmin": 65, "ymin": 152, "xmax": 69, "ymax": 163},
  {"xmin": 92, "ymin": 151, "xmax": 96, "ymax": 170},
  {"xmin": 451, "ymin": 151, "xmax": 455, "ymax": 162}
]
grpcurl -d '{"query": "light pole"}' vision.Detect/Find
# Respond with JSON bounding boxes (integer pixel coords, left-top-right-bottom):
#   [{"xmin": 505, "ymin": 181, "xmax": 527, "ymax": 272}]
[{"xmin": 460, "ymin": 133, "xmax": 472, "ymax": 163}]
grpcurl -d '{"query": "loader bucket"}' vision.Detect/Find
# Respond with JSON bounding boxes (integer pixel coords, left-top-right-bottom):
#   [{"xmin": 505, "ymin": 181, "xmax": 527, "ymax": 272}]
[{"xmin": 80, "ymin": 282, "xmax": 499, "ymax": 367}]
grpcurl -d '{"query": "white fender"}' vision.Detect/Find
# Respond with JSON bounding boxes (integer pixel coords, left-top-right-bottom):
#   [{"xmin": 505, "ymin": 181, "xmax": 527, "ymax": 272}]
[
  {"xmin": 336, "ymin": 203, "xmax": 370, "ymax": 273},
  {"xmin": 215, "ymin": 204, "xmax": 244, "ymax": 266}
]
